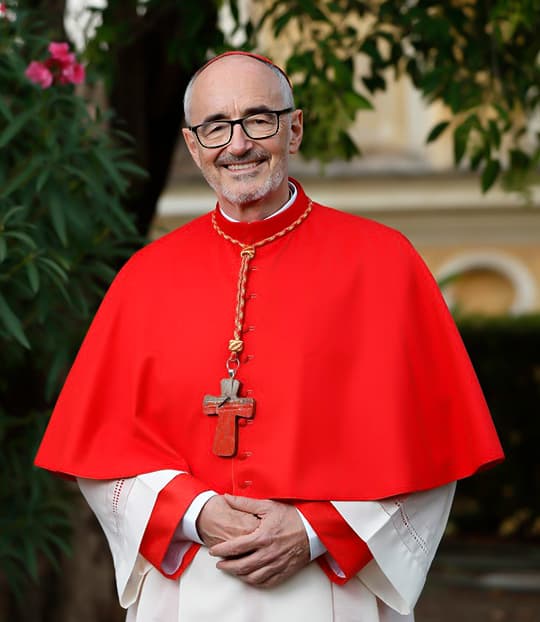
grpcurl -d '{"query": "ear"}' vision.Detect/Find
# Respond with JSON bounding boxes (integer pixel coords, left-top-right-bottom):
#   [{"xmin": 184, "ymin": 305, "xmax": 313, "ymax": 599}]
[
  {"xmin": 288, "ymin": 109, "xmax": 303, "ymax": 155},
  {"xmin": 182, "ymin": 127, "xmax": 202, "ymax": 168}
]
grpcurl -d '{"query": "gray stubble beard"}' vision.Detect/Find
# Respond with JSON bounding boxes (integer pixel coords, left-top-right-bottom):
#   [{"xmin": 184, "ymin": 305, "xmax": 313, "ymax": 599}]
[{"xmin": 205, "ymin": 159, "xmax": 289, "ymax": 208}]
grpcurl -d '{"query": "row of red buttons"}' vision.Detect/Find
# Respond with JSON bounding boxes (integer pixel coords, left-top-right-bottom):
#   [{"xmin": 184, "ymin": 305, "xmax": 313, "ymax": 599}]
[
  {"xmin": 235, "ymin": 452, "xmax": 253, "ymax": 489},
  {"xmin": 237, "ymin": 274, "xmax": 256, "ymax": 490}
]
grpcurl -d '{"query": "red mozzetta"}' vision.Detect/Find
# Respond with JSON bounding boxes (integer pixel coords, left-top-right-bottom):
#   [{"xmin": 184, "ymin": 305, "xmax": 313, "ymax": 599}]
[{"xmin": 35, "ymin": 179, "xmax": 503, "ymax": 500}]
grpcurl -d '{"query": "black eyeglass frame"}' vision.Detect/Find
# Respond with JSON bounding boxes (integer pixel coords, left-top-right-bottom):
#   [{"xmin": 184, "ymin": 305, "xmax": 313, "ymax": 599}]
[{"xmin": 189, "ymin": 107, "xmax": 295, "ymax": 149}]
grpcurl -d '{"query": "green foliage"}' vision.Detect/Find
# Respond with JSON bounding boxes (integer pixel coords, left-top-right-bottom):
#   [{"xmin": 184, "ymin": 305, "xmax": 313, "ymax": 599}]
[
  {"xmin": 0, "ymin": 411, "xmax": 74, "ymax": 589},
  {"xmin": 453, "ymin": 315, "xmax": 540, "ymax": 538},
  {"xmin": 0, "ymin": 9, "xmax": 142, "ymax": 598},
  {"xmin": 255, "ymin": 0, "xmax": 540, "ymax": 191},
  {"xmin": 255, "ymin": 0, "xmax": 373, "ymax": 162}
]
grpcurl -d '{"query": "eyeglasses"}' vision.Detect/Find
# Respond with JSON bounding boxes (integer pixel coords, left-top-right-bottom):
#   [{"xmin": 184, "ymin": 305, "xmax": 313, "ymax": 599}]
[{"xmin": 189, "ymin": 108, "xmax": 294, "ymax": 149}]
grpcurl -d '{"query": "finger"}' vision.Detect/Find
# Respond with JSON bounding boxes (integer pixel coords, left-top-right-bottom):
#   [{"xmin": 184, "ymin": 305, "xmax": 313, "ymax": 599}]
[
  {"xmin": 215, "ymin": 549, "xmax": 269, "ymax": 576},
  {"xmin": 224, "ymin": 494, "xmax": 269, "ymax": 516},
  {"xmin": 209, "ymin": 530, "xmax": 263, "ymax": 558},
  {"xmin": 235, "ymin": 563, "xmax": 283, "ymax": 587}
]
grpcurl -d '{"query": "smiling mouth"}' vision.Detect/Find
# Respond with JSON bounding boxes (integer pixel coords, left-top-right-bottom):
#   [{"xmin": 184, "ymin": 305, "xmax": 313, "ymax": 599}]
[{"xmin": 224, "ymin": 160, "xmax": 265, "ymax": 172}]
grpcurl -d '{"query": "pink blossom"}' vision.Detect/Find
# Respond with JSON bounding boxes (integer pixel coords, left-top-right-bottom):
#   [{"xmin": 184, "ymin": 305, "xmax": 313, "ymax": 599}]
[
  {"xmin": 26, "ymin": 41, "xmax": 85, "ymax": 88},
  {"xmin": 25, "ymin": 61, "xmax": 53, "ymax": 89},
  {"xmin": 0, "ymin": 3, "xmax": 6, "ymax": 17},
  {"xmin": 62, "ymin": 62, "xmax": 85, "ymax": 85},
  {"xmin": 48, "ymin": 42, "xmax": 75, "ymax": 65}
]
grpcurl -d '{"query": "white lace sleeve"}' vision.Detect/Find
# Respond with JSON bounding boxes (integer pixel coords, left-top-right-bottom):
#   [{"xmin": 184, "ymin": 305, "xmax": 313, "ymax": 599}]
[
  {"xmin": 332, "ymin": 482, "xmax": 456, "ymax": 615},
  {"xmin": 78, "ymin": 470, "xmax": 184, "ymax": 608}
]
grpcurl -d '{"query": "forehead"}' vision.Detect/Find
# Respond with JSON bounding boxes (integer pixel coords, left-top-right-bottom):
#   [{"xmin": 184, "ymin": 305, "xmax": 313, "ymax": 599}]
[{"xmin": 189, "ymin": 56, "xmax": 285, "ymax": 122}]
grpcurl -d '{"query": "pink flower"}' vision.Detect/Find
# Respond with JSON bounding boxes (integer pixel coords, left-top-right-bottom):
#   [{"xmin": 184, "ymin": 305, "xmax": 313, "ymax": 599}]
[
  {"xmin": 26, "ymin": 41, "xmax": 85, "ymax": 88},
  {"xmin": 48, "ymin": 42, "xmax": 75, "ymax": 66},
  {"xmin": 62, "ymin": 62, "xmax": 85, "ymax": 85},
  {"xmin": 25, "ymin": 61, "xmax": 53, "ymax": 89},
  {"xmin": 0, "ymin": 3, "xmax": 6, "ymax": 17}
]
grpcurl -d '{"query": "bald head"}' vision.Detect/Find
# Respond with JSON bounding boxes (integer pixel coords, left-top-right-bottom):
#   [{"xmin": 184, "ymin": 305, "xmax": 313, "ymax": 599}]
[{"xmin": 183, "ymin": 54, "xmax": 294, "ymax": 126}]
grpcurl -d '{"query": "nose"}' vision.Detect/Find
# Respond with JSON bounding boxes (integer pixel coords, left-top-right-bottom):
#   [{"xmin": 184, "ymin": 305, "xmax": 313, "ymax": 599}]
[{"xmin": 227, "ymin": 122, "xmax": 253, "ymax": 155}]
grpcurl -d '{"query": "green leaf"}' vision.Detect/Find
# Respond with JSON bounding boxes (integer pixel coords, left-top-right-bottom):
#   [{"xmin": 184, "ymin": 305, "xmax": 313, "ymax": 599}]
[
  {"xmin": 453, "ymin": 117, "xmax": 476, "ymax": 165},
  {"xmin": 0, "ymin": 236, "xmax": 6, "ymax": 263},
  {"xmin": 488, "ymin": 119, "xmax": 501, "ymax": 148},
  {"xmin": 115, "ymin": 160, "xmax": 147, "ymax": 177},
  {"xmin": 38, "ymin": 257, "xmax": 68, "ymax": 283},
  {"xmin": 0, "ymin": 293, "xmax": 30, "ymax": 349},
  {"xmin": 36, "ymin": 167, "xmax": 51, "ymax": 193},
  {"xmin": 94, "ymin": 149, "xmax": 126, "ymax": 191},
  {"xmin": 0, "ymin": 96, "xmax": 14, "ymax": 122},
  {"xmin": 481, "ymin": 159, "xmax": 501, "ymax": 192},
  {"xmin": 274, "ymin": 12, "xmax": 292, "ymax": 37},
  {"xmin": 494, "ymin": 103, "xmax": 510, "ymax": 125},
  {"xmin": 426, "ymin": 120, "xmax": 450, "ymax": 143},
  {"xmin": 343, "ymin": 91, "xmax": 373, "ymax": 111},
  {"xmin": 4, "ymin": 231, "xmax": 37, "ymax": 249},
  {"xmin": 23, "ymin": 540, "xmax": 39, "ymax": 581},
  {"xmin": 470, "ymin": 147, "xmax": 484, "ymax": 171},
  {"xmin": 229, "ymin": 0, "xmax": 240, "ymax": 25},
  {"xmin": 25, "ymin": 261, "xmax": 40, "ymax": 294},
  {"xmin": 0, "ymin": 104, "xmax": 39, "ymax": 148},
  {"xmin": 330, "ymin": 57, "xmax": 352, "ymax": 88},
  {"xmin": 49, "ymin": 193, "xmax": 68, "ymax": 246},
  {"xmin": 0, "ymin": 205, "xmax": 25, "ymax": 226},
  {"xmin": 62, "ymin": 164, "xmax": 94, "ymax": 187},
  {"xmin": 297, "ymin": 0, "xmax": 327, "ymax": 21},
  {"xmin": 362, "ymin": 72, "xmax": 386, "ymax": 94},
  {"xmin": 509, "ymin": 149, "xmax": 530, "ymax": 169},
  {"xmin": 327, "ymin": 1, "xmax": 343, "ymax": 13},
  {"xmin": 0, "ymin": 157, "xmax": 43, "ymax": 199}
]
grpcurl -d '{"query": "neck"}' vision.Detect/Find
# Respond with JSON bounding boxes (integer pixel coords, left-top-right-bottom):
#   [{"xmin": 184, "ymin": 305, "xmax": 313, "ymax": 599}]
[
  {"xmin": 213, "ymin": 177, "xmax": 309, "ymax": 247},
  {"xmin": 218, "ymin": 184, "xmax": 291, "ymax": 223}
]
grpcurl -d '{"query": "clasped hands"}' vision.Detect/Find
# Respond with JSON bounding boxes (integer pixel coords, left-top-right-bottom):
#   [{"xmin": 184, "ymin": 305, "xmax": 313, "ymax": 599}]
[{"xmin": 196, "ymin": 494, "xmax": 310, "ymax": 588}]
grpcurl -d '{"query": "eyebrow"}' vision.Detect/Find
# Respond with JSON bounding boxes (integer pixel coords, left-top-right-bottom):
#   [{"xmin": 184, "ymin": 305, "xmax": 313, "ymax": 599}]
[{"xmin": 201, "ymin": 105, "xmax": 275, "ymax": 124}]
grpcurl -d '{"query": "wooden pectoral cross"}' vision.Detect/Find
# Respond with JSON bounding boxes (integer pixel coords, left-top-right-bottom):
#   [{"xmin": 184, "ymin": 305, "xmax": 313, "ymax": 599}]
[{"xmin": 203, "ymin": 378, "xmax": 255, "ymax": 457}]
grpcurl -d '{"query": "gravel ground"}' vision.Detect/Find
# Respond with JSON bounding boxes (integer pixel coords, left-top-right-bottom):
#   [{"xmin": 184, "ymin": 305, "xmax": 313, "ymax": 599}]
[
  {"xmin": 416, "ymin": 583, "xmax": 540, "ymax": 622},
  {"xmin": 415, "ymin": 542, "xmax": 540, "ymax": 622}
]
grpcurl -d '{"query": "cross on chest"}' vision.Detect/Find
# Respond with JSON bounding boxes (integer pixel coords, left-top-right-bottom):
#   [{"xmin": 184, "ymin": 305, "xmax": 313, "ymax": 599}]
[{"xmin": 203, "ymin": 378, "xmax": 255, "ymax": 457}]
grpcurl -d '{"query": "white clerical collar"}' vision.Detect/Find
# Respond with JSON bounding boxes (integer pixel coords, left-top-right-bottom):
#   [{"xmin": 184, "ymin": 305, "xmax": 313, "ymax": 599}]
[{"xmin": 219, "ymin": 182, "xmax": 298, "ymax": 223}]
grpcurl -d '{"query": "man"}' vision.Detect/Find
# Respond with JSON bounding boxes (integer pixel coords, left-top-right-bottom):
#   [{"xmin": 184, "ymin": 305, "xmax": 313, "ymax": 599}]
[{"xmin": 36, "ymin": 52, "xmax": 503, "ymax": 621}]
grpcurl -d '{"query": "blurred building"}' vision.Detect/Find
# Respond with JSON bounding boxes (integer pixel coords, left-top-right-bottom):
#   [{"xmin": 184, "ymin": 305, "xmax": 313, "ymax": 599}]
[{"xmin": 154, "ymin": 15, "xmax": 540, "ymax": 317}]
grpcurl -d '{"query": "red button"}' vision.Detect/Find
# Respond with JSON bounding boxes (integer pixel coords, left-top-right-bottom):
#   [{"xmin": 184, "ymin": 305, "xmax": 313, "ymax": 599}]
[
  {"xmin": 238, "ymin": 451, "xmax": 253, "ymax": 461},
  {"xmin": 238, "ymin": 419, "xmax": 248, "ymax": 427},
  {"xmin": 239, "ymin": 480, "xmax": 252, "ymax": 489}
]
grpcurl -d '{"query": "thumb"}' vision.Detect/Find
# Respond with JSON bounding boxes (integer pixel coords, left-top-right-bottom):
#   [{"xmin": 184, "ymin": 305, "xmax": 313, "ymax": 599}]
[{"xmin": 224, "ymin": 493, "xmax": 267, "ymax": 515}]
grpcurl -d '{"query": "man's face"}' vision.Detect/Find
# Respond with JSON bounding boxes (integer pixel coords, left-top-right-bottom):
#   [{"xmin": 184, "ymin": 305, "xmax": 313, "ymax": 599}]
[{"xmin": 182, "ymin": 56, "xmax": 303, "ymax": 219}]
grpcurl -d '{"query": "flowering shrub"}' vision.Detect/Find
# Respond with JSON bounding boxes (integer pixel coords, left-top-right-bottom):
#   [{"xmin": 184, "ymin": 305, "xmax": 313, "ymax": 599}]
[
  {"xmin": 0, "ymin": 8, "xmax": 143, "ymax": 600},
  {"xmin": 25, "ymin": 41, "xmax": 85, "ymax": 88}
]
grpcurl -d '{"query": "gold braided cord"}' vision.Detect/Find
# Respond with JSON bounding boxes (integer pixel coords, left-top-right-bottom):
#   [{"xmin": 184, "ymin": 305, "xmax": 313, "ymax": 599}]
[
  {"xmin": 231, "ymin": 247, "xmax": 255, "ymax": 347},
  {"xmin": 212, "ymin": 200, "xmax": 313, "ymax": 252},
  {"xmin": 212, "ymin": 200, "xmax": 313, "ymax": 372}
]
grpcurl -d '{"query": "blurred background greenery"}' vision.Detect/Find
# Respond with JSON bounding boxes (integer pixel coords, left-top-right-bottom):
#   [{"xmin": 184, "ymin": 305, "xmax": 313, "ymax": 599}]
[{"xmin": 1, "ymin": 1, "xmax": 539, "ymax": 620}]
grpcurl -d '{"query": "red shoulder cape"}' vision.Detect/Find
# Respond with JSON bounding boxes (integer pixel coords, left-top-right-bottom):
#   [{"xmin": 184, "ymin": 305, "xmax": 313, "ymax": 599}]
[{"xmin": 35, "ymin": 180, "xmax": 503, "ymax": 500}]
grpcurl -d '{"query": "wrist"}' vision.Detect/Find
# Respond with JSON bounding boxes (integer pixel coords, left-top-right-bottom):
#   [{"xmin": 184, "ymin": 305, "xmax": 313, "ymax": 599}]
[{"xmin": 195, "ymin": 493, "xmax": 221, "ymax": 543}]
